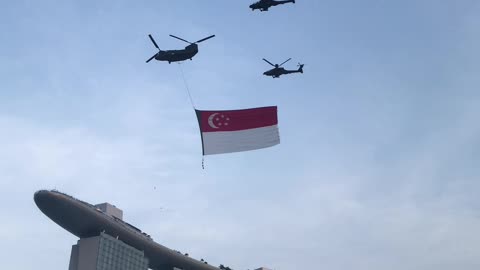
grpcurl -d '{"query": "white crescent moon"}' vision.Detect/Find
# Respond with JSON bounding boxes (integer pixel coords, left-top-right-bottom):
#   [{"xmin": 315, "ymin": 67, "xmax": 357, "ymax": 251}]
[{"xmin": 208, "ymin": 113, "xmax": 219, "ymax": 129}]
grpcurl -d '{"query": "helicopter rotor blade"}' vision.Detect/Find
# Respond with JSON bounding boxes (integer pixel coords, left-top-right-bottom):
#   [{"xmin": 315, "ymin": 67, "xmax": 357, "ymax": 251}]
[
  {"xmin": 169, "ymin": 35, "xmax": 192, "ymax": 44},
  {"xmin": 148, "ymin": 35, "xmax": 160, "ymax": 50},
  {"xmin": 195, "ymin": 35, "xmax": 215, "ymax": 43},
  {"xmin": 279, "ymin": 58, "xmax": 292, "ymax": 67},
  {"xmin": 146, "ymin": 53, "xmax": 157, "ymax": 63},
  {"xmin": 262, "ymin": 58, "xmax": 275, "ymax": 67}
]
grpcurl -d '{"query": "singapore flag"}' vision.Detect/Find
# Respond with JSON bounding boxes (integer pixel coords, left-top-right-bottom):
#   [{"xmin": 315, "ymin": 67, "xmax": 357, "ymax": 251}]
[{"xmin": 195, "ymin": 106, "xmax": 280, "ymax": 155}]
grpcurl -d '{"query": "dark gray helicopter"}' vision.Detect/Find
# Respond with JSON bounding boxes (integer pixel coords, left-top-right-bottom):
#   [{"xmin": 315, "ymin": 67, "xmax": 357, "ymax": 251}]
[
  {"xmin": 146, "ymin": 34, "xmax": 215, "ymax": 64},
  {"xmin": 262, "ymin": 58, "xmax": 304, "ymax": 78},
  {"xmin": 249, "ymin": 0, "xmax": 295, "ymax": 11}
]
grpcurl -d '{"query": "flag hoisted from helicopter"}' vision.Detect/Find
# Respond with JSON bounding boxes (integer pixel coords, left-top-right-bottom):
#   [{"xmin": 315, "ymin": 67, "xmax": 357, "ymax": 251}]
[{"xmin": 196, "ymin": 106, "xmax": 280, "ymax": 155}]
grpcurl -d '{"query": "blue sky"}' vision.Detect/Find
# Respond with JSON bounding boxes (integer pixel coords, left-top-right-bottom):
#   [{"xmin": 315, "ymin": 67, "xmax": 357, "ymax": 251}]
[{"xmin": 1, "ymin": 1, "xmax": 480, "ymax": 269}]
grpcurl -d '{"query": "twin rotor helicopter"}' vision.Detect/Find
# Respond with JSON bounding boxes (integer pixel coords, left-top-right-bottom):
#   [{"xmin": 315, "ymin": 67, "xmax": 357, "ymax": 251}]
[
  {"xmin": 146, "ymin": 0, "xmax": 303, "ymax": 78},
  {"xmin": 146, "ymin": 34, "xmax": 215, "ymax": 64}
]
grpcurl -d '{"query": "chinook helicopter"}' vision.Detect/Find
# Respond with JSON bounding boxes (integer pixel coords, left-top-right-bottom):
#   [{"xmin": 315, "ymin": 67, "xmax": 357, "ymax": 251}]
[
  {"xmin": 146, "ymin": 34, "xmax": 215, "ymax": 64},
  {"xmin": 262, "ymin": 58, "xmax": 304, "ymax": 78},
  {"xmin": 249, "ymin": 0, "xmax": 295, "ymax": 12}
]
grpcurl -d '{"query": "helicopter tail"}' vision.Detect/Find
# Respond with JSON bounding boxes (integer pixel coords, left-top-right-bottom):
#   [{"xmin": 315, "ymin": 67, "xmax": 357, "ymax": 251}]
[{"xmin": 298, "ymin": 64, "xmax": 304, "ymax": 73}]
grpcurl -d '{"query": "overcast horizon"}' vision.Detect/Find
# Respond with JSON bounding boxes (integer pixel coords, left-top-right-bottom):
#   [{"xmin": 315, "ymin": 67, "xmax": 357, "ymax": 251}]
[{"xmin": 1, "ymin": 1, "xmax": 480, "ymax": 270}]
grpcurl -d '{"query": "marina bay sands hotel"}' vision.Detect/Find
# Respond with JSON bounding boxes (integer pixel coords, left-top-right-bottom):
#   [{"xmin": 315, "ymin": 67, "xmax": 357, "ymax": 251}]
[{"xmin": 34, "ymin": 190, "xmax": 270, "ymax": 270}]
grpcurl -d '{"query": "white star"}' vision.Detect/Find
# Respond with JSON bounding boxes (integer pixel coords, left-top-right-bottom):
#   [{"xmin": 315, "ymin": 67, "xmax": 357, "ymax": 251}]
[
  {"xmin": 226, "ymin": 117, "xmax": 230, "ymax": 121},
  {"xmin": 224, "ymin": 123, "xmax": 229, "ymax": 126},
  {"xmin": 216, "ymin": 118, "xmax": 219, "ymax": 121},
  {"xmin": 221, "ymin": 115, "xmax": 225, "ymax": 118}
]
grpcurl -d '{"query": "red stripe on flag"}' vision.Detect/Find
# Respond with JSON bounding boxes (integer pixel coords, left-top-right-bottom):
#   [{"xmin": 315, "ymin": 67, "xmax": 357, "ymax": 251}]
[{"xmin": 196, "ymin": 106, "xmax": 278, "ymax": 132}]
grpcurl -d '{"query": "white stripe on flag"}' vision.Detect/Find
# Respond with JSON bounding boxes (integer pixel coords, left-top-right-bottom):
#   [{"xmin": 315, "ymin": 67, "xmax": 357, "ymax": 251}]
[{"xmin": 202, "ymin": 125, "xmax": 280, "ymax": 155}]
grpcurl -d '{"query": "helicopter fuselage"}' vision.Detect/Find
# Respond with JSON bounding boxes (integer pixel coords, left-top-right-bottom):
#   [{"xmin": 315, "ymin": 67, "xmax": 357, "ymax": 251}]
[
  {"xmin": 155, "ymin": 44, "xmax": 199, "ymax": 63},
  {"xmin": 250, "ymin": 0, "xmax": 295, "ymax": 11},
  {"xmin": 263, "ymin": 65, "xmax": 303, "ymax": 78}
]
